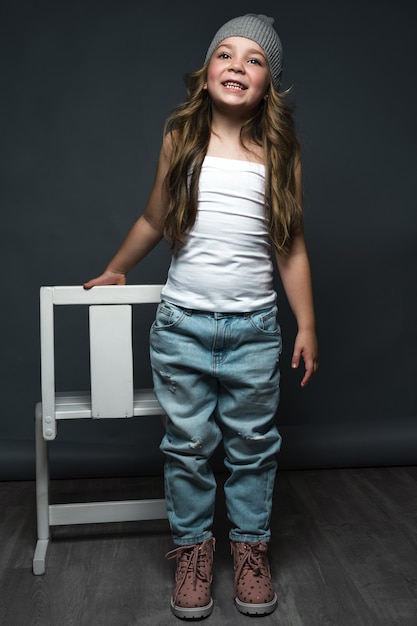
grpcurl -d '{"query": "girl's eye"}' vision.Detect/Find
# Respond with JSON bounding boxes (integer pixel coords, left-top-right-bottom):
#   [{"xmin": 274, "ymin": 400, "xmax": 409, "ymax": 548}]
[
  {"xmin": 219, "ymin": 53, "xmax": 230, "ymax": 59},
  {"xmin": 249, "ymin": 59, "xmax": 261, "ymax": 65}
]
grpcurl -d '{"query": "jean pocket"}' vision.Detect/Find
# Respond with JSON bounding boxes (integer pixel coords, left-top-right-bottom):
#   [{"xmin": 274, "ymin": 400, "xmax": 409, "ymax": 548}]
[
  {"xmin": 248, "ymin": 306, "xmax": 281, "ymax": 336},
  {"xmin": 151, "ymin": 300, "xmax": 186, "ymax": 330}
]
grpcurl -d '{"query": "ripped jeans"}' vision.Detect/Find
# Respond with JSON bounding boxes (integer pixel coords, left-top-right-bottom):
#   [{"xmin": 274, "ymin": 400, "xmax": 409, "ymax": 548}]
[{"xmin": 149, "ymin": 301, "xmax": 282, "ymax": 546}]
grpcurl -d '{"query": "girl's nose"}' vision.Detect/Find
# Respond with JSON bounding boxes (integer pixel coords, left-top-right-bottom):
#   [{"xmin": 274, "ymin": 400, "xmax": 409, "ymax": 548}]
[{"xmin": 228, "ymin": 60, "xmax": 244, "ymax": 74}]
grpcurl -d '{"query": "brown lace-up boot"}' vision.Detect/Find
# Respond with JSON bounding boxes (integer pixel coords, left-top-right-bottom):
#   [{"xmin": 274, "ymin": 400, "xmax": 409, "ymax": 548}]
[
  {"xmin": 231, "ymin": 540, "xmax": 278, "ymax": 615},
  {"xmin": 165, "ymin": 537, "xmax": 215, "ymax": 619}
]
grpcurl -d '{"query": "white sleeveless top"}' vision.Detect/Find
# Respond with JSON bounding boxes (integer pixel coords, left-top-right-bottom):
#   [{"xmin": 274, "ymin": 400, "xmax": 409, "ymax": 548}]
[{"xmin": 161, "ymin": 155, "xmax": 277, "ymax": 312}]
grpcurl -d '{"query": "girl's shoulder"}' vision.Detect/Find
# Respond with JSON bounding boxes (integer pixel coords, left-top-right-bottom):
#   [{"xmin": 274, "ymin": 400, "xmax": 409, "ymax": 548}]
[{"xmin": 162, "ymin": 129, "xmax": 176, "ymax": 151}]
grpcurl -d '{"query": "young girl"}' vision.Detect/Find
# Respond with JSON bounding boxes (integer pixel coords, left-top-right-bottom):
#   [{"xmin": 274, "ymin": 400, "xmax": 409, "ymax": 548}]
[{"xmin": 85, "ymin": 13, "xmax": 318, "ymax": 619}]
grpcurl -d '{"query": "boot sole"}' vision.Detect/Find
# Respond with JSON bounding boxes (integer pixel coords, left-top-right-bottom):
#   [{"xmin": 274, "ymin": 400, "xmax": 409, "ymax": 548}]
[
  {"xmin": 170, "ymin": 597, "xmax": 214, "ymax": 620},
  {"xmin": 235, "ymin": 593, "xmax": 278, "ymax": 616}
]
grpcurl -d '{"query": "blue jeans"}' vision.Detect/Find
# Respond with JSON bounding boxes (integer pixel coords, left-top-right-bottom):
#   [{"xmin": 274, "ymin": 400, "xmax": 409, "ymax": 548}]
[{"xmin": 149, "ymin": 301, "xmax": 282, "ymax": 546}]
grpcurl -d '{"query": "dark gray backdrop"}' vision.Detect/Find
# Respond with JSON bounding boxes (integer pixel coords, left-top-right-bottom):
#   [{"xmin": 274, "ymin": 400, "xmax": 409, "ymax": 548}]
[{"xmin": 1, "ymin": 0, "xmax": 416, "ymax": 479}]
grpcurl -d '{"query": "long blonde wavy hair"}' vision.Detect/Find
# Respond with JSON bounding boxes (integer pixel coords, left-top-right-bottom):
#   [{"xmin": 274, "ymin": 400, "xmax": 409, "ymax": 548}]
[{"xmin": 162, "ymin": 65, "xmax": 302, "ymax": 256}]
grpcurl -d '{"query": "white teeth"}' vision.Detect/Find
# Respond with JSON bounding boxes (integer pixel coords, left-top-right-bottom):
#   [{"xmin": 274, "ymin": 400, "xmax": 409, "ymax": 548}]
[{"xmin": 224, "ymin": 81, "xmax": 245, "ymax": 90}]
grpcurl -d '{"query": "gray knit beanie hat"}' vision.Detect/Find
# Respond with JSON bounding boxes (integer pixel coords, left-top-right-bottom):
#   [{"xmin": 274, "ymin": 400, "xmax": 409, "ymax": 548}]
[{"xmin": 204, "ymin": 14, "xmax": 283, "ymax": 90}]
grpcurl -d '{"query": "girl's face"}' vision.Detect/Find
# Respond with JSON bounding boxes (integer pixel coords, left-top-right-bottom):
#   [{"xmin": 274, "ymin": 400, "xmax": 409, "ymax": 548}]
[{"xmin": 206, "ymin": 37, "xmax": 270, "ymax": 114}]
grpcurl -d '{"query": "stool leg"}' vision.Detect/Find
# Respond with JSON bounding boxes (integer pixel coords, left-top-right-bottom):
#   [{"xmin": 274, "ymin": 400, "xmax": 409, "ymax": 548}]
[{"xmin": 33, "ymin": 405, "xmax": 50, "ymax": 575}]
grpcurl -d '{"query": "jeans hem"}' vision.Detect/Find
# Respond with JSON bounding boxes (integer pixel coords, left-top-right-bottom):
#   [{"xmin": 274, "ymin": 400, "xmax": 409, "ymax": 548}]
[
  {"xmin": 229, "ymin": 531, "xmax": 271, "ymax": 544},
  {"xmin": 172, "ymin": 531, "xmax": 213, "ymax": 547}
]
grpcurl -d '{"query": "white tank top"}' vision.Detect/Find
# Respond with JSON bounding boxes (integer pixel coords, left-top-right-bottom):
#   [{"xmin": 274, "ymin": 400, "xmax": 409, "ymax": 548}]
[{"xmin": 161, "ymin": 155, "xmax": 277, "ymax": 312}]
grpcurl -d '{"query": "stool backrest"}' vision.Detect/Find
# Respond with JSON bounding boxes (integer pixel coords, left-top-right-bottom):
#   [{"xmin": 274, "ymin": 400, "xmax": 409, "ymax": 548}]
[{"xmin": 39, "ymin": 285, "xmax": 163, "ymax": 436}]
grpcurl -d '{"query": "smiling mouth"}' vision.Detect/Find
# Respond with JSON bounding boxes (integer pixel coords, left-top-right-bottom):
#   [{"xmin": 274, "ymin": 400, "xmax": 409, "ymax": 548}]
[{"xmin": 222, "ymin": 81, "xmax": 246, "ymax": 90}]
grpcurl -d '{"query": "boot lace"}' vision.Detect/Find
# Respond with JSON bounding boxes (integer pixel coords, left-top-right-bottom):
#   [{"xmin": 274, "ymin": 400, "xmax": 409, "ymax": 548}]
[
  {"xmin": 233, "ymin": 541, "xmax": 270, "ymax": 596},
  {"xmin": 166, "ymin": 540, "xmax": 214, "ymax": 603}
]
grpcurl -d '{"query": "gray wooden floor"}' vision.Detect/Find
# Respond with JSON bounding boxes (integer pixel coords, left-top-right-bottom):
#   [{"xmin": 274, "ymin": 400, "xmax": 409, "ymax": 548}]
[{"xmin": 1, "ymin": 466, "xmax": 416, "ymax": 625}]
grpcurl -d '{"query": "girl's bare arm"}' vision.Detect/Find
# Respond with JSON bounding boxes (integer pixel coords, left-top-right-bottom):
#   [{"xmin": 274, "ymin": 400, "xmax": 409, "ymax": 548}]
[{"xmin": 275, "ymin": 161, "xmax": 319, "ymax": 386}]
